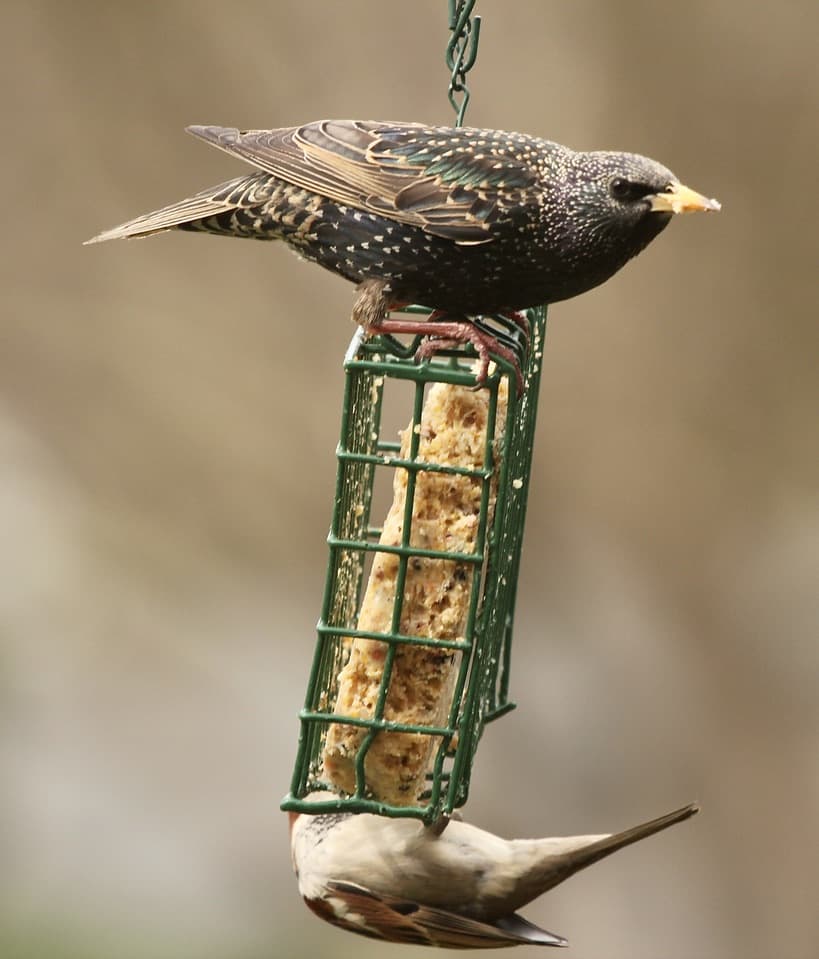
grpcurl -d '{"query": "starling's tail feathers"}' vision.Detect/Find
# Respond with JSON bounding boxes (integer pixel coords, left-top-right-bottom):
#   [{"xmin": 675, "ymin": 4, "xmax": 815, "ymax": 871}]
[
  {"xmin": 85, "ymin": 194, "xmax": 220, "ymax": 243},
  {"xmin": 84, "ymin": 173, "xmax": 270, "ymax": 244}
]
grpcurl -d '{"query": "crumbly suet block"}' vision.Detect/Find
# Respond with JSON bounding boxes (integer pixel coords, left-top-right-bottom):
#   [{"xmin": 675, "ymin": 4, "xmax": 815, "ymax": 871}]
[{"xmin": 323, "ymin": 376, "xmax": 508, "ymax": 804}]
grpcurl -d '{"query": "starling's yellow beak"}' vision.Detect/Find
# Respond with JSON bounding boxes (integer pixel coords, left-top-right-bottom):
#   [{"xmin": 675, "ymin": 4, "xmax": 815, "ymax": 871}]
[{"xmin": 649, "ymin": 183, "xmax": 721, "ymax": 215}]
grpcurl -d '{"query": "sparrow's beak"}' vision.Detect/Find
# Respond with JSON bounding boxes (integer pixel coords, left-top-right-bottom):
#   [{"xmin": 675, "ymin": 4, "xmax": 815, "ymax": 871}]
[{"xmin": 649, "ymin": 182, "xmax": 721, "ymax": 215}]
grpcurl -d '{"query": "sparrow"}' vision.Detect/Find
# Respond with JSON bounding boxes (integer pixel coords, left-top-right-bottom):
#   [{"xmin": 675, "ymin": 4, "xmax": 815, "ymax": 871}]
[
  {"xmin": 86, "ymin": 121, "xmax": 720, "ymax": 388},
  {"xmin": 288, "ymin": 792, "xmax": 699, "ymax": 948}
]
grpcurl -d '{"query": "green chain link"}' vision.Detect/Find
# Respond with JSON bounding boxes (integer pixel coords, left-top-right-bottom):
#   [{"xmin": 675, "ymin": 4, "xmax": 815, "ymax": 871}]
[{"xmin": 446, "ymin": 0, "xmax": 481, "ymax": 126}]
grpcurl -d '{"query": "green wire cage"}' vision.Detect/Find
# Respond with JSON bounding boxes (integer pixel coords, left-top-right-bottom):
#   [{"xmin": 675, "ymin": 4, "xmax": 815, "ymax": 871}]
[{"xmin": 281, "ymin": 306, "xmax": 546, "ymax": 823}]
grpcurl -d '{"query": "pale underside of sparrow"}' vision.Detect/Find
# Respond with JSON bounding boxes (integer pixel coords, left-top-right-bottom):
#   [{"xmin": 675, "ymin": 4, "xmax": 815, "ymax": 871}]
[{"xmin": 289, "ymin": 794, "xmax": 698, "ymax": 948}]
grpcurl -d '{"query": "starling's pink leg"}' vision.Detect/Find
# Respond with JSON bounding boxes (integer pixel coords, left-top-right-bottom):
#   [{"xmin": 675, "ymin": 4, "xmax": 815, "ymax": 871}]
[
  {"xmin": 352, "ymin": 281, "xmax": 525, "ymax": 391},
  {"xmin": 431, "ymin": 309, "xmax": 529, "ymax": 345},
  {"xmin": 368, "ymin": 317, "xmax": 524, "ymax": 394},
  {"xmin": 500, "ymin": 310, "xmax": 531, "ymax": 346},
  {"xmin": 430, "ymin": 309, "xmax": 529, "ymax": 352}
]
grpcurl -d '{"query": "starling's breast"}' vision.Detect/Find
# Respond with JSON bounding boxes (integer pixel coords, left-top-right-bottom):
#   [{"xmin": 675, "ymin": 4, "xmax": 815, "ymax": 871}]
[{"xmin": 278, "ymin": 196, "xmax": 585, "ymax": 313}]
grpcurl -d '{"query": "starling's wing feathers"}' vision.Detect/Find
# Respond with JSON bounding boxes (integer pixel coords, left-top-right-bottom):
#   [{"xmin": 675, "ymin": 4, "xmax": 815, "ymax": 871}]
[
  {"xmin": 187, "ymin": 121, "xmax": 542, "ymax": 245},
  {"xmin": 187, "ymin": 123, "xmax": 413, "ymax": 215},
  {"xmin": 324, "ymin": 881, "xmax": 567, "ymax": 948},
  {"xmin": 84, "ymin": 174, "xmax": 272, "ymax": 244}
]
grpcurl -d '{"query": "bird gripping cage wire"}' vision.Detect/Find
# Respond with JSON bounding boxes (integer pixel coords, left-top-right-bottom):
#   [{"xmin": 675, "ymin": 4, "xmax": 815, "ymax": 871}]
[{"xmin": 282, "ymin": 1, "xmax": 548, "ymax": 823}]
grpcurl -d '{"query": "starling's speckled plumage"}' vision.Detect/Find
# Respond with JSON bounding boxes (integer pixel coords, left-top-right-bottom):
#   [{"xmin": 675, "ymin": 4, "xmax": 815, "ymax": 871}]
[{"xmin": 87, "ymin": 121, "xmax": 719, "ymax": 379}]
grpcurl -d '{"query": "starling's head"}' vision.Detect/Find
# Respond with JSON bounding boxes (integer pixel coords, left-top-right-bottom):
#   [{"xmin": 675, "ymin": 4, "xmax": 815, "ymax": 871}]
[
  {"xmin": 546, "ymin": 148, "xmax": 720, "ymax": 299},
  {"xmin": 581, "ymin": 149, "xmax": 718, "ymax": 218}
]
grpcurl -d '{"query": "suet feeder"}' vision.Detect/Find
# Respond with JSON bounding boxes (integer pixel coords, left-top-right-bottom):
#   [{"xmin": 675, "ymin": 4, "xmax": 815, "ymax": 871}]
[{"xmin": 282, "ymin": 306, "xmax": 546, "ymax": 822}]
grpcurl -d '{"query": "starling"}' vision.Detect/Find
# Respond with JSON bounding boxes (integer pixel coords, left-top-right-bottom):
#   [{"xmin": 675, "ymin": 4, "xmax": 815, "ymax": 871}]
[{"xmin": 87, "ymin": 121, "xmax": 720, "ymax": 386}]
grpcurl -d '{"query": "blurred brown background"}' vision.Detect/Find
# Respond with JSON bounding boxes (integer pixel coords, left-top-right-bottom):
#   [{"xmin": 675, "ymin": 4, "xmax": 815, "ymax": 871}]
[{"xmin": 1, "ymin": 2, "xmax": 817, "ymax": 957}]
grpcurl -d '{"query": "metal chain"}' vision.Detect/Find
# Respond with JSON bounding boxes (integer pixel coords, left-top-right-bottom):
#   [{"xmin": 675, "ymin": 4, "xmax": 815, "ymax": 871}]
[{"xmin": 446, "ymin": 0, "xmax": 481, "ymax": 127}]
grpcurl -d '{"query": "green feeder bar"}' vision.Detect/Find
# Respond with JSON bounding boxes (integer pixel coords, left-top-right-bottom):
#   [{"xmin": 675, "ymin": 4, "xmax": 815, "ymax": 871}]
[{"xmin": 281, "ymin": 306, "xmax": 547, "ymax": 823}]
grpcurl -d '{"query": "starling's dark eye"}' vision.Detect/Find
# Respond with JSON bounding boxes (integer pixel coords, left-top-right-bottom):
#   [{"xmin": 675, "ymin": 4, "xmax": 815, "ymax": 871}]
[{"xmin": 609, "ymin": 177, "xmax": 653, "ymax": 203}]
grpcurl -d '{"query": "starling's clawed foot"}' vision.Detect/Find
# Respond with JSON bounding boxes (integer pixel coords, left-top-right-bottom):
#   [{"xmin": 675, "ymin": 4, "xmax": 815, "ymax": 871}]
[
  {"xmin": 415, "ymin": 324, "xmax": 525, "ymax": 395},
  {"xmin": 500, "ymin": 310, "xmax": 531, "ymax": 348},
  {"xmin": 369, "ymin": 315, "xmax": 525, "ymax": 394}
]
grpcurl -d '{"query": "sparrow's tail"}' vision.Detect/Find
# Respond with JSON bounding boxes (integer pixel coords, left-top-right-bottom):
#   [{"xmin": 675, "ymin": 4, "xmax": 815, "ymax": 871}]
[
  {"xmin": 84, "ymin": 172, "xmax": 276, "ymax": 244},
  {"xmin": 501, "ymin": 801, "xmax": 699, "ymax": 915},
  {"xmin": 559, "ymin": 801, "xmax": 699, "ymax": 875}
]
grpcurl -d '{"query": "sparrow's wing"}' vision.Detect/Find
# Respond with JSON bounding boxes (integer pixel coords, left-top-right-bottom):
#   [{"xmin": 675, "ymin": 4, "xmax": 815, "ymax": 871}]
[
  {"xmin": 187, "ymin": 121, "xmax": 541, "ymax": 245},
  {"xmin": 321, "ymin": 881, "xmax": 567, "ymax": 949}
]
